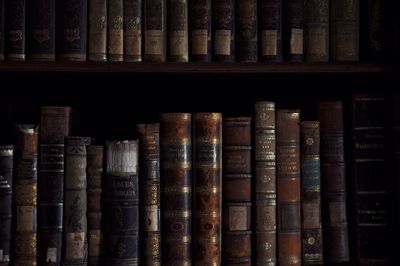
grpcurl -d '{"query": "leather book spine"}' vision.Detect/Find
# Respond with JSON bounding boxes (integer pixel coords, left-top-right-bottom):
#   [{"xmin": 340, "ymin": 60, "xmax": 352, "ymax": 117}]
[
  {"xmin": 159, "ymin": 113, "xmax": 192, "ymax": 266},
  {"xmin": 222, "ymin": 117, "xmax": 252, "ymax": 265},
  {"xmin": 14, "ymin": 125, "xmax": 38, "ymax": 266},
  {"xmin": 108, "ymin": 0, "xmax": 123, "ymax": 62},
  {"xmin": 330, "ymin": 0, "xmax": 359, "ymax": 61},
  {"xmin": 300, "ymin": 121, "xmax": 323, "ymax": 265},
  {"xmin": 88, "ymin": 0, "xmax": 107, "ymax": 61},
  {"xmin": 143, "ymin": 0, "xmax": 166, "ymax": 62},
  {"xmin": 193, "ymin": 113, "xmax": 222, "ymax": 266},
  {"xmin": 212, "ymin": 0, "xmax": 234, "ymax": 62},
  {"xmin": 190, "ymin": 0, "xmax": 212, "ymax": 62},
  {"xmin": 38, "ymin": 106, "xmax": 71, "ymax": 266},
  {"xmin": 87, "ymin": 145, "xmax": 104, "ymax": 266},
  {"xmin": 255, "ymin": 102, "xmax": 276, "ymax": 266},
  {"xmin": 168, "ymin": 0, "xmax": 188, "ymax": 62},
  {"xmin": 124, "ymin": 0, "xmax": 142, "ymax": 62},
  {"xmin": 235, "ymin": 0, "xmax": 257, "ymax": 62},
  {"xmin": 260, "ymin": 0, "xmax": 282, "ymax": 62},
  {"xmin": 277, "ymin": 109, "xmax": 301, "ymax": 266},
  {"xmin": 0, "ymin": 0, "xmax": 3, "ymax": 60},
  {"xmin": 137, "ymin": 124, "xmax": 161, "ymax": 266},
  {"xmin": 305, "ymin": 0, "xmax": 329, "ymax": 62},
  {"xmin": 317, "ymin": 101, "xmax": 350, "ymax": 263},
  {"xmin": 0, "ymin": 146, "xmax": 13, "ymax": 266},
  {"xmin": 361, "ymin": 0, "xmax": 383, "ymax": 60},
  {"xmin": 106, "ymin": 141, "xmax": 139, "ymax": 266},
  {"xmin": 6, "ymin": 0, "xmax": 25, "ymax": 60},
  {"xmin": 284, "ymin": 0, "xmax": 304, "ymax": 62}
]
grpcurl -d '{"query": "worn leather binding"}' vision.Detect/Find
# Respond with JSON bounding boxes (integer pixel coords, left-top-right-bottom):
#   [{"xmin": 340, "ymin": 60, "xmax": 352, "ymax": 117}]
[
  {"xmin": 106, "ymin": 141, "xmax": 139, "ymax": 266},
  {"xmin": 0, "ymin": 0, "xmax": 3, "ymax": 60},
  {"xmin": 222, "ymin": 117, "xmax": 252, "ymax": 265},
  {"xmin": 137, "ymin": 124, "xmax": 161, "ymax": 266},
  {"xmin": 0, "ymin": 145, "xmax": 13, "ymax": 266},
  {"xmin": 14, "ymin": 125, "xmax": 39, "ymax": 266},
  {"xmin": 300, "ymin": 121, "xmax": 323, "ymax": 265},
  {"xmin": 87, "ymin": 145, "xmax": 104, "ymax": 266},
  {"xmin": 124, "ymin": 0, "xmax": 142, "ymax": 62},
  {"xmin": 317, "ymin": 102, "xmax": 349, "ymax": 263},
  {"xmin": 255, "ymin": 102, "xmax": 276, "ymax": 266},
  {"xmin": 38, "ymin": 106, "xmax": 71, "ymax": 266},
  {"xmin": 168, "ymin": 0, "xmax": 188, "ymax": 62},
  {"xmin": 108, "ymin": 0, "xmax": 123, "ymax": 62},
  {"xmin": 277, "ymin": 109, "xmax": 301, "ymax": 266},
  {"xmin": 190, "ymin": 0, "xmax": 212, "ymax": 62},
  {"xmin": 352, "ymin": 96, "xmax": 392, "ymax": 266},
  {"xmin": 284, "ymin": 0, "xmax": 304, "ymax": 62},
  {"xmin": 212, "ymin": 0, "xmax": 234, "ymax": 62},
  {"xmin": 260, "ymin": 0, "xmax": 282, "ymax": 62},
  {"xmin": 361, "ymin": 0, "xmax": 383, "ymax": 60},
  {"xmin": 159, "ymin": 113, "xmax": 192, "ymax": 266},
  {"xmin": 193, "ymin": 113, "xmax": 222, "ymax": 266},
  {"xmin": 144, "ymin": 0, "xmax": 166, "ymax": 62},
  {"xmin": 305, "ymin": 0, "xmax": 329, "ymax": 62},
  {"xmin": 235, "ymin": 0, "xmax": 257, "ymax": 62},
  {"xmin": 88, "ymin": 0, "xmax": 107, "ymax": 61},
  {"xmin": 6, "ymin": 0, "xmax": 25, "ymax": 60},
  {"xmin": 330, "ymin": 0, "xmax": 359, "ymax": 61}
]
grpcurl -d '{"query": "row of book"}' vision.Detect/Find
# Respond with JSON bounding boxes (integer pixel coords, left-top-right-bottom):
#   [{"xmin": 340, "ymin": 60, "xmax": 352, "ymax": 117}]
[
  {"xmin": 0, "ymin": 0, "xmax": 387, "ymax": 62},
  {"xmin": 0, "ymin": 96, "xmax": 396, "ymax": 266}
]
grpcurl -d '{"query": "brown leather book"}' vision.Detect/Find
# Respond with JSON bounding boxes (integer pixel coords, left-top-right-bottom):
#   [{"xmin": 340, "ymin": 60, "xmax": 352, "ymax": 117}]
[
  {"xmin": 277, "ymin": 109, "xmax": 301, "ymax": 266},
  {"xmin": 88, "ymin": 0, "xmax": 107, "ymax": 61},
  {"xmin": 190, "ymin": 0, "xmax": 212, "ymax": 62},
  {"xmin": 160, "ymin": 113, "xmax": 192, "ymax": 266},
  {"xmin": 108, "ymin": 0, "xmax": 124, "ymax": 62},
  {"xmin": 212, "ymin": 0, "xmax": 234, "ymax": 62},
  {"xmin": 168, "ymin": 0, "xmax": 189, "ymax": 62},
  {"xmin": 144, "ymin": 0, "xmax": 166, "ymax": 62},
  {"xmin": 124, "ymin": 0, "xmax": 142, "ymax": 62},
  {"xmin": 6, "ymin": 0, "xmax": 26, "ymax": 60},
  {"xmin": 222, "ymin": 117, "xmax": 252, "ymax": 265},
  {"xmin": 193, "ymin": 113, "xmax": 222, "ymax": 265},
  {"xmin": 0, "ymin": 0, "xmax": 3, "ymax": 60},
  {"xmin": 260, "ymin": 0, "xmax": 283, "ymax": 62},
  {"xmin": 235, "ymin": 0, "xmax": 257, "ymax": 62},
  {"xmin": 284, "ymin": 0, "xmax": 304, "ymax": 62}
]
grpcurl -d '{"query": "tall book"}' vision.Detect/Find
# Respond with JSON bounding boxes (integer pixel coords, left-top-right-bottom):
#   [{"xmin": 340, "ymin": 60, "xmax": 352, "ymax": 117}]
[
  {"xmin": 190, "ymin": 0, "xmax": 212, "ymax": 62},
  {"xmin": 235, "ymin": 0, "xmax": 257, "ymax": 62},
  {"xmin": 124, "ymin": 0, "xmax": 142, "ymax": 62},
  {"xmin": 106, "ymin": 141, "xmax": 139, "ymax": 265},
  {"xmin": 255, "ymin": 102, "xmax": 276, "ymax": 266},
  {"xmin": 14, "ymin": 125, "xmax": 38, "ymax": 266},
  {"xmin": 284, "ymin": 0, "xmax": 304, "ymax": 62},
  {"xmin": 305, "ymin": 0, "xmax": 329, "ymax": 62},
  {"xmin": 6, "ymin": 0, "xmax": 25, "ymax": 60},
  {"xmin": 277, "ymin": 109, "xmax": 301, "ymax": 266},
  {"xmin": 137, "ymin": 124, "xmax": 161, "ymax": 266},
  {"xmin": 0, "ymin": 145, "xmax": 13, "ymax": 266},
  {"xmin": 222, "ymin": 117, "xmax": 252, "ymax": 266},
  {"xmin": 260, "ymin": 0, "xmax": 282, "ymax": 62},
  {"xmin": 87, "ymin": 145, "xmax": 104, "ymax": 266},
  {"xmin": 144, "ymin": 0, "xmax": 166, "ymax": 62},
  {"xmin": 212, "ymin": 0, "xmax": 234, "ymax": 62},
  {"xmin": 318, "ymin": 101, "xmax": 350, "ymax": 263},
  {"xmin": 394, "ymin": 97, "xmax": 400, "ymax": 254},
  {"xmin": 108, "ymin": 0, "xmax": 123, "ymax": 62},
  {"xmin": 60, "ymin": 0, "xmax": 88, "ymax": 61},
  {"xmin": 330, "ymin": 0, "xmax": 359, "ymax": 61},
  {"xmin": 159, "ymin": 113, "xmax": 192, "ymax": 265},
  {"xmin": 0, "ymin": 0, "xmax": 3, "ymax": 60},
  {"xmin": 193, "ymin": 113, "xmax": 222, "ymax": 265},
  {"xmin": 62, "ymin": 137, "xmax": 91, "ymax": 265},
  {"xmin": 361, "ymin": 0, "xmax": 383, "ymax": 60},
  {"xmin": 352, "ymin": 96, "xmax": 392, "ymax": 265},
  {"xmin": 88, "ymin": 0, "xmax": 107, "ymax": 61},
  {"xmin": 168, "ymin": 0, "xmax": 188, "ymax": 62},
  {"xmin": 300, "ymin": 121, "xmax": 323, "ymax": 265},
  {"xmin": 38, "ymin": 106, "xmax": 71, "ymax": 266}
]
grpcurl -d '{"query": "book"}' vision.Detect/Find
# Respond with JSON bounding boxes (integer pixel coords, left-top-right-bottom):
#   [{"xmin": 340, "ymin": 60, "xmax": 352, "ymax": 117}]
[
  {"xmin": 0, "ymin": 0, "xmax": 3, "ymax": 60},
  {"xmin": 168, "ymin": 0, "xmax": 189, "ymax": 62},
  {"xmin": 6, "ymin": 0, "xmax": 25, "ymax": 60},
  {"xmin": 361, "ymin": 0, "xmax": 383, "ymax": 60},
  {"xmin": 124, "ymin": 0, "xmax": 142, "ymax": 62},
  {"xmin": 260, "ymin": 0, "xmax": 283, "ymax": 62},
  {"xmin": 190, "ymin": 0, "xmax": 212, "ymax": 62},
  {"xmin": 235, "ymin": 0, "xmax": 257, "ymax": 62},
  {"xmin": 88, "ymin": 0, "xmax": 107, "ymax": 61},
  {"xmin": 212, "ymin": 0, "xmax": 234, "ymax": 62},
  {"xmin": 108, "ymin": 0, "xmax": 123, "ymax": 62},
  {"xmin": 144, "ymin": 0, "xmax": 166, "ymax": 62},
  {"xmin": 284, "ymin": 0, "xmax": 304, "ymax": 62}
]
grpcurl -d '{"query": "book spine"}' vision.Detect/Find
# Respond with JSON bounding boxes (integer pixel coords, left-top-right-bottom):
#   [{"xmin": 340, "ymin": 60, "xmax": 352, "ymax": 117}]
[
  {"xmin": 0, "ymin": 145, "xmax": 13, "ymax": 266},
  {"xmin": 38, "ymin": 106, "xmax": 71, "ymax": 266},
  {"xmin": 277, "ymin": 109, "xmax": 301, "ymax": 266},
  {"xmin": 260, "ymin": 0, "xmax": 282, "ymax": 62},
  {"xmin": 212, "ymin": 0, "xmax": 234, "ymax": 62},
  {"xmin": 222, "ymin": 117, "xmax": 252, "ymax": 265},
  {"xmin": 317, "ymin": 101, "xmax": 350, "ymax": 263},
  {"xmin": 88, "ymin": 0, "xmax": 107, "ymax": 61},
  {"xmin": 190, "ymin": 0, "xmax": 212, "ymax": 62},
  {"xmin": 193, "ymin": 113, "xmax": 222, "ymax": 266},
  {"xmin": 6, "ymin": 0, "xmax": 25, "ymax": 60},
  {"xmin": 284, "ymin": 0, "xmax": 304, "ymax": 62},
  {"xmin": 254, "ymin": 101, "xmax": 276, "ymax": 266},
  {"xmin": 108, "ymin": 0, "xmax": 123, "ymax": 62},
  {"xmin": 87, "ymin": 145, "xmax": 104, "ymax": 266},
  {"xmin": 160, "ymin": 113, "xmax": 192, "ymax": 266},
  {"xmin": 361, "ymin": 0, "xmax": 383, "ymax": 60},
  {"xmin": 168, "ymin": 0, "xmax": 188, "ymax": 62},
  {"xmin": 144, "ymin": 0, "xmax": 166, "ymax": 62},
  {"xmin": 124, "ymin": 0, "xmax": 142, "ymax": 62},
  {"xmin": 330, "ymin": 0, "xmax": 359, "ymax": 61},
  {"xmin": 137, "ymin": 124, "xmax": 161, "ymax": 266},
  {"xmin": 106, "ymin": 141, "xmax": 139, "ymax": 266},
  {"xmin": 300, "ymin": 121, "xmax": 323, "ymax": 265},
  {"xmin": 235, "ymin": 0, "xmax": 257, "ymax": 62},
  {"xmin": 394, "ymin": 97, "xmax": 400, "ymax": 260},
  {"xmin": 14, "ymin": 125, "xmax": 38, "ymax": 266},
  {"xmin": 0, "ymin": 0, "xmax": 3, "ymax": 60},
  {"xmin": 305, "ymin": 0, "xmax": 329, "ymax": 62}
]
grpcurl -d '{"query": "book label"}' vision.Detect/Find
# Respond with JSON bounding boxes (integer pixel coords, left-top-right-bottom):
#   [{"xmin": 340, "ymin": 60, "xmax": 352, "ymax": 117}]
[
  {"xmin": 46, "ymin": 248, "xmax": 57, "ymax": 262},
  {"xmin": 66, "ymin": 232, "xmax": 86, "ymax": 259},
  {"xmin": 229, "ymin": 206, "xmax": 247, "ymax": 230},
  {"xmin": 171, "ymin": 30, "xmax": 188, "ymax": 56},
  {"xmin": 89, "ymin": 230, "xmax": 102, "ymax": 256},
  {"xmin": 17, "ymin": 206, "xmax": 37, "ymax": 231},
  {"xmin": 308, "ymin": 27, "xmax": 327, "ymax": 56},
  {"xmin": 192, "ymin": 29, "xmax": 208, "ymax": 55},
  {"xmin": 262, "ymin": 30, "xmax": 278, "ymax": 56},
  {"xmin": 145, "ymin": 30, "xmax": 163, "ymax": 54},
  {"xmin": 126, "ymin": 28, "xmax": 142, "ymax": 56},
  {"xmin": 290, "ymin": 28, "xmax": 304, "ymax": 54},
  {"xmin": 144, "ymin": 206, "xmax": 160, "ymax": 231},
  {"xmin": 215, "ymin": 30, "xmax": 231, "ymax": 55}
]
